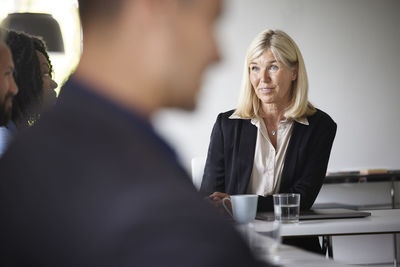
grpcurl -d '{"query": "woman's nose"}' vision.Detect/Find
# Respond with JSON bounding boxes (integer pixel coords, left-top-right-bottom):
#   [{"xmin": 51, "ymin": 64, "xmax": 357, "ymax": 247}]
[{"xmin": 260, "ymin": 69, "xmax": 271, "ymax": 83}]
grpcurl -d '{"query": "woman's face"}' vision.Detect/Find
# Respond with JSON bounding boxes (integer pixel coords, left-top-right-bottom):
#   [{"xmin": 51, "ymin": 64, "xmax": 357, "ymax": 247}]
[
  {"xmin": 249, "ymin": 49, "xmax": 297, "ymax": 108},
  {"xmin": 36, "ymin": 51, "xmax": 58, "ymax": 107}
]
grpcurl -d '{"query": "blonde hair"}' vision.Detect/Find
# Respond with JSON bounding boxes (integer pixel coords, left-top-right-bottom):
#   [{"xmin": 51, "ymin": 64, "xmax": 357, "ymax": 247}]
[{"xmin": 233, "ymin": 29, "xmax": 315, "ymax": 119}]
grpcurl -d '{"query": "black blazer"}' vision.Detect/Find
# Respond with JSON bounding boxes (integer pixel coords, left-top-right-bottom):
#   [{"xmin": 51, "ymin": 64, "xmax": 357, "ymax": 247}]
[
  {"xmin": 0, "ymin": 78, "xmax": 266, "ymax": 266},
  {"xmin": 201, "ymin": 109, "xmax": 337, "ymax": 212}
]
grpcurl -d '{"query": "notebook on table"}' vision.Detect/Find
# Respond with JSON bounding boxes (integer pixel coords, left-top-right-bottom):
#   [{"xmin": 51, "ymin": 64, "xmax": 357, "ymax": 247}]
[{"xmin": 256, "ymin": 208, "xmax": 371, "ymax": 221}]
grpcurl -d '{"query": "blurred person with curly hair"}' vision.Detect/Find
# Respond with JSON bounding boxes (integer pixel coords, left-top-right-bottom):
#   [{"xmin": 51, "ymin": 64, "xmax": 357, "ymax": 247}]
[{"xmin": 5, "ymin": 30, "xmax": 57, "ymax": 129}]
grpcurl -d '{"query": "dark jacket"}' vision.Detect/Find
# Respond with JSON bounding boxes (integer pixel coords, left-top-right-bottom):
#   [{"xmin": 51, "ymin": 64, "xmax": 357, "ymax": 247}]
[
  {"xmin": 0, "ymin": 78, "xmax": 267, "ymax": 267},
  {"xmin": 201, "ymin": 108, "xmax": 337, "ymax": 211}
]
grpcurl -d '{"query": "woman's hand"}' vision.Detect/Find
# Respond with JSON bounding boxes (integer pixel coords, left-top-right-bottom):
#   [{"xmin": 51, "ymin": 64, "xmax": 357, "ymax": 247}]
[
  {"xmin": 205, "ymin": 192, "xmax": 231, "ymax": 212},
  {"xmin": 209, "ymin": 192, "xmax": 230, "ymax": 203},
  {"xmin": 205, "ymin": 192, "xmax": 232, "ymax": 216}
]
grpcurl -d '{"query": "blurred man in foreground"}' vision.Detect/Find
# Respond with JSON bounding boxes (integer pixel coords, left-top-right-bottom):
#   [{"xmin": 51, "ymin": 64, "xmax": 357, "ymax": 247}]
[{"xmin": 0, "ymin": 0, "xmax": 269, "ymax": 266}]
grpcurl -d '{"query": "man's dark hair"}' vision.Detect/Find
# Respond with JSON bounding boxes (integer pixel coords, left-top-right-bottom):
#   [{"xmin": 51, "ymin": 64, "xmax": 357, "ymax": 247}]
[
  {"xmin": 5, "ymin": 30, "xmax": 53, "ymax": 128},
  {"xmin": 78, "ymin": 0, "xmax": 125, "ymax": 30}
]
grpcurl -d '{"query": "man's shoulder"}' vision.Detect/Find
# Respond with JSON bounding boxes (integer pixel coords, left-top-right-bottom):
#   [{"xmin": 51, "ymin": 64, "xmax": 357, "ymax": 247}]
[{"xmin": 0, "ymin": 86, "xmax": 168, "ymax": 178}]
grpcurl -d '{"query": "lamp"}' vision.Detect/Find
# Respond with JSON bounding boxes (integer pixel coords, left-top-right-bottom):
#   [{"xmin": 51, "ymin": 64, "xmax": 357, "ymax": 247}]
[{"xmin": 1, "ymin": 12, "xmax": 64, "ymax": 53}]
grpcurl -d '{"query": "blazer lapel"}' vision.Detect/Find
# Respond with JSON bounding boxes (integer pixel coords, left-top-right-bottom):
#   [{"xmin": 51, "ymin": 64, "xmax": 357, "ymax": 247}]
[
  {"xmin": 281, "ymin": 121, "xmax": 307, "ymax": 191},
  {"xmin": 235, "ymin": 120, "xmax": 257, "ymax": 194}
]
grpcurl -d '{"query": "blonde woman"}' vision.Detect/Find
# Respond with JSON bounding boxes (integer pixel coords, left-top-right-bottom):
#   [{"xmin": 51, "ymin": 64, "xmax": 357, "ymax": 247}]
[{"xmin": 200, "ymin": 29, "xmax": 337, "ymax": 254}]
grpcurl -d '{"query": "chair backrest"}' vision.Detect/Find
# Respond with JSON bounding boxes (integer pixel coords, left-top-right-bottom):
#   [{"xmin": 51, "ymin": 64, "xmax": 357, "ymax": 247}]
[{"xmin": 191, "ymin": 156, "xmax": 206, "ymax": 191}]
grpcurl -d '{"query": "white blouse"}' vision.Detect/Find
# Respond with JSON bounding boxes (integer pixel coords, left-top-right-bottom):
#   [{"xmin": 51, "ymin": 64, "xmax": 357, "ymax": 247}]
[{"xmin": 229, "ymin": 114, "xmax": 309, "ymax": 196}]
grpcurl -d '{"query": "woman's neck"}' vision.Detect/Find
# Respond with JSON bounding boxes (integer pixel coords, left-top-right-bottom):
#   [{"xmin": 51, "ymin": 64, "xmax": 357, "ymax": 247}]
[{"xmin": 261, "ymin": 103, "xmax": 287, "ymax": 123}]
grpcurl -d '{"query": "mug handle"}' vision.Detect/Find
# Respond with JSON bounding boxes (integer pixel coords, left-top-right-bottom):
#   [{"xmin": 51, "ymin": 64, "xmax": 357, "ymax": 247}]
[{"xmin": 222, "ymin": 197, "xmax": 233, "ymax": 217}]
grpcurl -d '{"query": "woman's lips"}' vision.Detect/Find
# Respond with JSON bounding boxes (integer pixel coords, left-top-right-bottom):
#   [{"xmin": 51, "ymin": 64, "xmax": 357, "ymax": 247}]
[{"xmin": 259, "ymin": 87, "xmax": 274, "ymax": 93}]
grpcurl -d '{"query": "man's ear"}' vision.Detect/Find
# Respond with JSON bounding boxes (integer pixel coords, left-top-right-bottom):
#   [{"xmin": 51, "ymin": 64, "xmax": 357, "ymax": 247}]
[
  {"xmin": 116, "ymin": 0, "xmax": 177, "ymax": 39},
  {"xmin": 135, "ymin": 0, "xmax": 177, "ymax": 16}
]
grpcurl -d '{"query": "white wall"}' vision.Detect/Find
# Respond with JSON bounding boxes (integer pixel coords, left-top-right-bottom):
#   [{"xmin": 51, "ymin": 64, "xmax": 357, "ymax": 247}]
[{"xmin": 153, "ymin": 0, "xmax": 400, "ymax": 173}]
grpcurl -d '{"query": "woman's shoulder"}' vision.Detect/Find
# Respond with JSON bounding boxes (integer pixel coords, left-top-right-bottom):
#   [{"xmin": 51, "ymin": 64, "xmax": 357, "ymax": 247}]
[
  {"xmin": 307, "ymin": 108, "xmax": 337, "ymax": 128},
  {"xmin": 218, "ymin": 109, "xmax": 235, "ymax": 119},
  {"xmin": 216, "ymin": 109, "xmax": 252, "ymax": 122},
  {"xmin": 214, "ymin": 109, "xmax": 253, "ymax": 128}
]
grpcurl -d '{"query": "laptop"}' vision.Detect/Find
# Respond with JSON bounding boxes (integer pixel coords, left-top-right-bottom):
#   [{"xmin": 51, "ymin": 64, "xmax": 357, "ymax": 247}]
[{"xmin": 256, "ymin": 208, "xmax": 371, "ymax": 221}]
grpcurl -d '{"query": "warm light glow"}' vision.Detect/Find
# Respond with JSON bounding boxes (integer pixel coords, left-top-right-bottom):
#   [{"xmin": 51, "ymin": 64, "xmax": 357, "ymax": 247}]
[{"xmin": 0, "ymin": 0, "xmax": 82, "ymax": 94}]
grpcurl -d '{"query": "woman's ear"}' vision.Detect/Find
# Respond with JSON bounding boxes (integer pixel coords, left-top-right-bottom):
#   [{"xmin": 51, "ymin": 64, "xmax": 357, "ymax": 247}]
[{"xmin": 292, "ymin": 65, "xmax": 298, "ymax": 81}]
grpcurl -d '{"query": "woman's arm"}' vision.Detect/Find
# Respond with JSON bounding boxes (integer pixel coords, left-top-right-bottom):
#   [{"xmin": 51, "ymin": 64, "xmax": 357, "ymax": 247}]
[{"xmin": 200, "ymin": 113, "xmax": 226, "ymax": 195}]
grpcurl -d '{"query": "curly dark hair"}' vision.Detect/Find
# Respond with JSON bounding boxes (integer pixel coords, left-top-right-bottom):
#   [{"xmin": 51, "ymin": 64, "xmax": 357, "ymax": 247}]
[{"xmin": 5, "ymin": 30, "xmax": 53, "ymax": 129}]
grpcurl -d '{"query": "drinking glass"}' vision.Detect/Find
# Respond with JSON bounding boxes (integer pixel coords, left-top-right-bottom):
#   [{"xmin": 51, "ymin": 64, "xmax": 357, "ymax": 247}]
[
  {"xmin": 273, "ymin": 193, "xmax": 300, "ymax": 223},
  {"xmin": 248, "ymin": 221, "xmax": 281, "ymax": 263}
]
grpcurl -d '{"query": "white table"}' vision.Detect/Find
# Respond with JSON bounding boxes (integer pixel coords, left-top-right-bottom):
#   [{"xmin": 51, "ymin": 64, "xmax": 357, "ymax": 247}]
[
  {"xmin": 236, "ymin": 223, "xmax": 370, "ymax": 267},
  {"xmin": 271, "ymin": 243, "xmax": 372, "ymax": 267},
  {"xmin": 253, "ymin": 209, "xmax": 400, "ymax": 265}
]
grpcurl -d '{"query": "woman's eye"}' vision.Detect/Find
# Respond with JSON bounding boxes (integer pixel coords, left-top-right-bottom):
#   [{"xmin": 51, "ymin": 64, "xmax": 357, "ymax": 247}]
[
  {"xmin": 269, "ymin": 65, "xmax": 279, "ymax": 71},
  {"xmin": 250, "ymin": 66, "xmax": 259, "ymax": 72}
]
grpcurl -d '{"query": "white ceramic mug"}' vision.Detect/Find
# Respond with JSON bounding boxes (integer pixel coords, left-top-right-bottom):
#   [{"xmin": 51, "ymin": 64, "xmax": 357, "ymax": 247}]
[{"xmin": 222, "ymin": 194, "xmax": 258, "ymax": 224}]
